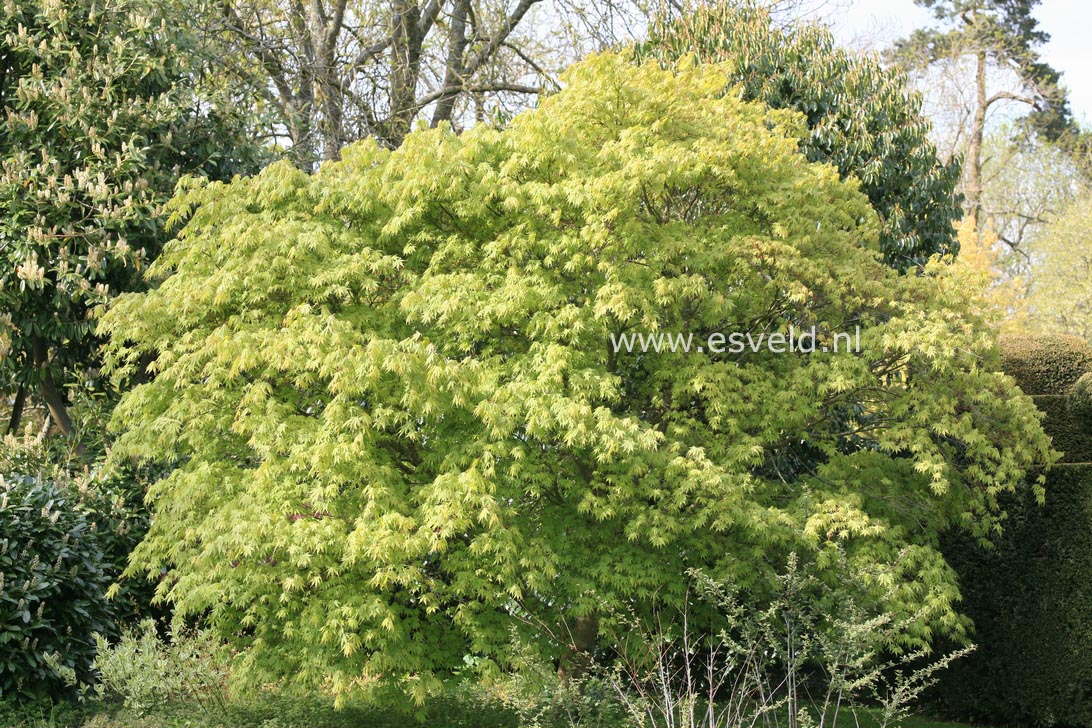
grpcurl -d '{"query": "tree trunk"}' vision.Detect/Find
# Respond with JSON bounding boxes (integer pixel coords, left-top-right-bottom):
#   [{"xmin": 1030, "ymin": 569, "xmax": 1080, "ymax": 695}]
[
  {"xmin": 320, "ymin": 80, "xmax": 344, "ymax": 161},
  {"xmin": 288, "ymin": 107, "xmax": 317, "ymax": 173},
  {"xmin": 316, "ymin": 0, "xmax": 348, "ymax": 163},
  {"xmin": 557, "ymin": 614, "xmax": 599, "ymax": 683},
  {"xmin": 431, "ymin": 0, "xmax": 470, "ymax": 127},
  {"xmin": 31, "ymin": 338, "xmax": 74, "ymax": 436},
  {"xmin": 965, "ymin": 48, "xmax": 988, "ymax": 226},
  {"xmin": 389, "ymin": 0, "xmax": 424, "ymax": 147},
  {"xmin": 6, "ymin": 386, "xmax": 26, "ymax": 435}
]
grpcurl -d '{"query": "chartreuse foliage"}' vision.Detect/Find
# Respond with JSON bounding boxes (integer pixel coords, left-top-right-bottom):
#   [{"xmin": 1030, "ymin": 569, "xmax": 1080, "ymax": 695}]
[
  {"xmin": 100, "ymin": 53, "xmax": 1054, "ymax": 701},
  {"xmin": 635, "ymin": 1, "xmax": 963, "ymax": 270}
]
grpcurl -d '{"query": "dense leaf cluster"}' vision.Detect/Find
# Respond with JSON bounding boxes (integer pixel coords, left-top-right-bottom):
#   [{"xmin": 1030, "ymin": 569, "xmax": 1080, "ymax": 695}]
[
  {"xmin": 0, "ymin": 475, "xmax": 109, "ymax": 701},
  {"xmin": 0, "ymin": 0, "xmax": 262, "ymax": 428},
  {"xmin": 0, "ymin": 433, "xmax": 154, "ymax": 703},
  {"xmin": 636, "ymin": 1, "xmax": 963, "ymax": 270},
  {"xmin": 101, "ymin": 53, "xmax": 1053, "ymax": 699}
]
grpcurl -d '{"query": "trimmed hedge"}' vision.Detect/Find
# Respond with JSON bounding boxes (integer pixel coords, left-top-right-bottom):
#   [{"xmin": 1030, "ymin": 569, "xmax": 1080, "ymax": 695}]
[
  {"xmin": 936, "ymin": 335, "xmax": 1092, "ymax": 725},
  {"xmin": 998, "ymin": 334, "xmax": 1092, "ymax": 396},
  {"xmin": 939, "ymin": 464, "xmax": 1092, "ymax": 726},
  {"xmin": 1069, "ymin": 371, "xmax": 1092, "ymax": 424},
  {"xmin": 1028, "ymin": 394, "xmax": 1092, "ymax": 464}
]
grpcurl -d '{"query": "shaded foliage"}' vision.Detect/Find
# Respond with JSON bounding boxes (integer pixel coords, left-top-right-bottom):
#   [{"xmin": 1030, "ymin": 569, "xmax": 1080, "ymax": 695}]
[{"xmin": 937, "ymin": 335, "xmax": 1092, "ymax": 727}]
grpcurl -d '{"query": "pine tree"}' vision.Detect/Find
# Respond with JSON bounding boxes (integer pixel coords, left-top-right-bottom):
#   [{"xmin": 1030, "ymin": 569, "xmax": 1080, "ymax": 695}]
[{"xmin": 889, "ymin": 0, "xmax": 1071, "ymax": 225}]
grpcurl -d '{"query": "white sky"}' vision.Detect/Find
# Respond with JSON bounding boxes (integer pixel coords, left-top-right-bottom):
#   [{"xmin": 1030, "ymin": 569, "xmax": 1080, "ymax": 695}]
[{"xmin": 818, "ymin": 0, "xmax": 1092, "ymax": 124}]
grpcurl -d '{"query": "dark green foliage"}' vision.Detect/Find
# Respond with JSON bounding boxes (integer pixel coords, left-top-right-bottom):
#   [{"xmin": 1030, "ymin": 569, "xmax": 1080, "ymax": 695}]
[
  {"xmin": 1029, "ymin": 395, "xmax": 1092, "ymax": 463},
  {"xmin": 997, "ymin": 334, "xmax": 1092, "ymax": 395},
  {"xmin": 635, "ymin": 1, "xmax": 963, "ymax": 269},
  {"xmin": 0, "ymin": 433, "xmax": 157, "ymax": 631},
  {"xmin": 938, "ymin": 464, "xmax": 1092, "ymax": 726},
  {"xmin": 84, "ymin": 468, "xmax": 159, "ymax": 629},
  {"xmin": 0, "ymin": 475, "xmax": 113, "ymax": 702},
  {"xmin": 936, "ymin": 335, "xmax": 1092, "ymax": 725},
  {"xmin": 1068, "ymin": 372, "xmax": 1092, "ymax": 424},
  {"xmin": 0, "ymin": 0, "xmax": 264, "ymax": 433},
  {"xmin": 219, "ymin": 694, "xmax": 525, "ymax": 728},
  {"xmin": 0, "ymin": 432, "xmax": 153, "ymax": 703}
]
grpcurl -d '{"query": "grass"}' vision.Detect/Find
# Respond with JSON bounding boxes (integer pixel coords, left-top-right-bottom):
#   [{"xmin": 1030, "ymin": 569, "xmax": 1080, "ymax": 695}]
[{"xmin": 1, "ymin": 693, "xmax": 983, "ymax": 728}]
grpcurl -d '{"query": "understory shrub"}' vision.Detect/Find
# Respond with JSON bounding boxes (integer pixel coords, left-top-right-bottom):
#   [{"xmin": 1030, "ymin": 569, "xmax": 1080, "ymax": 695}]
[
  {"xmin": 605, "ymin": 557, "xmax": 970, "ymax": 728},
  {"xmin": 0, "ymin": 472, "xmax": 113, "ymax": 701},
  {"xmin": 0, "ymin": 433, "xmax": 152, "ymax": 702},
  {"xmin": 92, "ymin": 619, "xmax": 229, "ymax": 716}
]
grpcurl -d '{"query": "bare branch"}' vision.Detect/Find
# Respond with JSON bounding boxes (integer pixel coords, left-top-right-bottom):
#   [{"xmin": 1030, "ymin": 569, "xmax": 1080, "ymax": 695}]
[
  {"xmin": 415, "ymin": 81, "xmax": 541, "ymax": 111},
  {"xmin": 464, "ymin": 0, "xmax": 543, "ymax": 77}
]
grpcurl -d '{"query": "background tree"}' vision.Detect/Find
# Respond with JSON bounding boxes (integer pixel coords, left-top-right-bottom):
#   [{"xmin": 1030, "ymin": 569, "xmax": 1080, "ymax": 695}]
[
  {"xmin": 636, "ymin": 0, "xmax": 963, "ymax": 270},
  {"xmin": 101, "ymin": 53, "xmax": 1053, "ymax": 699},
  {"xmin": 1022, "ymin": 194, "xmax": 1092, "ymax": 339},
  {"xmin": 888, "ymin": 0, "xmax": 1073, "ymax": 227},
  {"xmin": 0, "ymin": 0, "xmax": 263, "ymax": 438},
  {"xmin": 976, "ymin": 126, "xmax": 1086, "ymax": 279},
  {"xmin": 951, "ymin": 218, "xmax": 1026, "ymax": 333},
  {"xmin": 209, "ymin": 0, "xmax": 643, "ymax": 168}
]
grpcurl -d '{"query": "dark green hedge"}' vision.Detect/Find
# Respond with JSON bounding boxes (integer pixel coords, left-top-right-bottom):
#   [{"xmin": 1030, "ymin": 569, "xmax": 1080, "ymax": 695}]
[
  {"xmin": 935, "ymin": 335, "xmax": 1092, "ymax": 725},
  {"xmin": 1069, "ymin": 372, "xmax": 1092, "ymax": 424},
  {"xmin": 1030, "ymin": 394, "xmax": 1092, "ymax": 464},
  {"xmin": 938, "ymin": 464, "xmax": 1092, "ymax": 726},
  {"xmin": 998, "ymin": 334, "xmax": 1092, "ymax": 396}
]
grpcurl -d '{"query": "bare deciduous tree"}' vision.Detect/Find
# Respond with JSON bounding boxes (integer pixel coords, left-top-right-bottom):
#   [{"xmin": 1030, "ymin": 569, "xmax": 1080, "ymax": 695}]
[{"xmin": 212, "ymin": 0, "xmax": 606, "ymax": 167}]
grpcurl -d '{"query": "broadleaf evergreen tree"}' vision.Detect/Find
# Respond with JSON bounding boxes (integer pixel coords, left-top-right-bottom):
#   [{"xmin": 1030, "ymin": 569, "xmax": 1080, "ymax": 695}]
[{"xmin": 0, "ymin": 0, "xmax": 263, "ymax": 437}]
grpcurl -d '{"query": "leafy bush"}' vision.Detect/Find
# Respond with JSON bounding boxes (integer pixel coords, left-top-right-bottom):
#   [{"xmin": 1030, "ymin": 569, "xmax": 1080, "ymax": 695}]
[
  {"xmin": 479, "ymin": 666, "xmax": 630, "ymax": 728},
  {"xmin": 92, "ymin": 620, "xmax": 229, "ymax": 716},
  {"xmin": 605, "ymin": 556, "xmax": 971, "ymax": 728},
  {"xmin": 0, "ymin": 432, "xmax": 153, "ymax": 703},
  {"xmin": 0, "ymin": 473, "xmax": 113, "ymax": 701},
  {"xmin": 0, "ymin": 0, "xmax": 264, "ymax": 417},
  {"xmin": 3, "ymin": 429, "xmax": 159, "ymax": 615}
]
